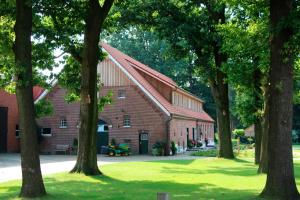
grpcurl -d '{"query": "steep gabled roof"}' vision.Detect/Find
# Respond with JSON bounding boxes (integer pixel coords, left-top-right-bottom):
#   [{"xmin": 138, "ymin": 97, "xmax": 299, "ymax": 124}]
[{"xmin": 101, "ymin": 43, "xmax": 214, "ymax": 122}]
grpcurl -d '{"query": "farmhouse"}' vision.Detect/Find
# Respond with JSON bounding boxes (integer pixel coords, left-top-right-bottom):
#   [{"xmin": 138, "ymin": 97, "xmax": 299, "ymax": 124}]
[
  {"xmin": 0, "ymin": 44, "xmax": 214, "ymax": 154},
  {"xmin": 0, "ymin": 87, "xmax": 44, "ymax": 152}
]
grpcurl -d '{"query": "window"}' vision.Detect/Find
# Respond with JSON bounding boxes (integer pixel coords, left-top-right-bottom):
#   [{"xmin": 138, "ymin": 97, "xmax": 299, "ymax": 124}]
[
  {"xmin": 118, "ymin": 89, "xmax": 126, "ymax": 99},
  {"xmin": 123, "ymin": 115, "xmax": 131, "ymax": 127},
  {"xmin": 15, "ymin": 125, "xmax": 20, "ymax": 138},
  {"xmin": 41, "ymin": 128, "xmax": 52, "ymax": 136},
  {"xmin": 59, "ymin": 117, "xmax": 68, "ymax": 128}
]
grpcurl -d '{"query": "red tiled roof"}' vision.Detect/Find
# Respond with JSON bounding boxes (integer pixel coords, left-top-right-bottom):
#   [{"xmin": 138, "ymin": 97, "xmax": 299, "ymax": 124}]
[
  {"xmin": 33, "ymin": 86, "xmax": 44, "ymax": 100},
  {"xmin": 101, "ymin": 43, "xmax": 214, "ymax": 122}
]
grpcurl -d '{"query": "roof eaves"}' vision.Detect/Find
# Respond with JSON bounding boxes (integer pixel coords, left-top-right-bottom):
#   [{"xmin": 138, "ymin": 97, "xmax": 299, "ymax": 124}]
[
  {"xmin": 102, "ymin": 47, "xmax": 171, "ymax": 117},
  {"xmin": 34, "ymin": 79, "xmax": 58, "ymax": 104}
]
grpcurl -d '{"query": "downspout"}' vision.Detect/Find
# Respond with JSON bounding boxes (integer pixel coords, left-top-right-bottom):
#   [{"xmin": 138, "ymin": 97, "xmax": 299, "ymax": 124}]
[{"xmin": 165, "ymin": 114, "xmax": 172, "ymax": 156}]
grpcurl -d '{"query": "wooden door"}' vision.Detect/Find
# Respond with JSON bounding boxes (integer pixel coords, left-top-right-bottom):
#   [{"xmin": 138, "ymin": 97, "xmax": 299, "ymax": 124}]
[
  {"xmin": 0, "ymin": 107, "xmax": 8, "ymax": 153},
  {"xmin": 139, "ymin": 132, "xmax": 148, "ymax": 154}
]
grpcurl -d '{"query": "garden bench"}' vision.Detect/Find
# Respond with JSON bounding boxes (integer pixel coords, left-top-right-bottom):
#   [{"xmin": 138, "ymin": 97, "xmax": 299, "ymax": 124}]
[{"xmin": 55, "ymin": 144, "xmax": 70, "ymax": 155}]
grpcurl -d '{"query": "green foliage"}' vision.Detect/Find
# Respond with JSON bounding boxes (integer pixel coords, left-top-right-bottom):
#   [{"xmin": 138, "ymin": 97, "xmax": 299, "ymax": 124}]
[
  {"xmin": 34, "ymin": 99, "xmax": 54, "ymax": 119},
  {"xmin": 292, "ymin": 130, "xmax": 299, "ymax": 143},
  {"xmin": 232, "ymin": 129, "xmax": 245, "ymax": 138},
  {"xmin": 98, "ymin": 91, "xmax": 113, "ymax": 112},
  {"xmin": 152, "ymin": 141, "xmax": 166, "ymax": 156},
  {"xmin": 170, "ymin": 141, "xmax": 177, "ymax": 155}
]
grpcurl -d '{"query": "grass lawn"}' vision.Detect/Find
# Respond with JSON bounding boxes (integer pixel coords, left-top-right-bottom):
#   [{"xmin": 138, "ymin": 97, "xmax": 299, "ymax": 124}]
[{"xmin": 1, "ymin": 158, "xmax": 300, "ymax": 200}]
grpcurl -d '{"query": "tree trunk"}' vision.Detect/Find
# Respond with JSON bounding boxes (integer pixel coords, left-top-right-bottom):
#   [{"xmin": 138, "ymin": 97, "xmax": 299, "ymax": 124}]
[
  {"xmin": 253, "ymin": 66, "xmax": 263, "ymax": 165},
  {"xmin": 207, "ymin": 4, "xmax": 234, "ymax": 159},
  {"xmin": 14, "ymin": 0, "xmax": 46, "ymax": 197},
  {"xmin": 71, "ymin": 0, "xmax": 114, "ymax": 175},
  {"xmin": 254, "ymin": 120, "xmax": 262, "ymax": 165},
  {"xmin": 211, "ymin": 79, "xmax": 234, "ymax": 159},
  {"xmin": 260, "ymin": 0, "xmax": 300, "ymax": 198},
  {"xmin": 258, "ymin": 85, "xmax": 269, "ymax": 173}
]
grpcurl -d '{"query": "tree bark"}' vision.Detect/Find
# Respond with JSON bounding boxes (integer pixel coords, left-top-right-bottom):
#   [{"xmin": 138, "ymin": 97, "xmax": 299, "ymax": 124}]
[
  {"xmin": 253, "ymin": 68, "xmax": 263, "ymax": 165},
  {"xmin": 210, "ymin": 76, "xmax": 234, "ymax": 159},
  {"xmin": 258, "ymin": 84, "xmax": 269, "ymax": 173},
  {"xmin": 205, "ymin": 4, "xmax": 234, "ymax": 159},
  {"xmin": 260, "ymin": 0, "xmax": 300, "ymax": 198},
  {"xmin": 14, "ymin": 0, "xmax": 46, "ymax": 197},
  {"xmin": 254, "ymin": 120, "xmax": 262, "ymax": 165},
  {"xmin": 71, "ymin": 0, "xmax": 114, "ymax": 175}
]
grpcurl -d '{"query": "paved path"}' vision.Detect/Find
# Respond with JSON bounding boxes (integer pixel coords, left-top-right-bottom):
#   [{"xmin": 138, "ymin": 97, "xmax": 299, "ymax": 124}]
[{"xmin": 0, "ymin": 153, "xmax": 203, "ymax": 183}]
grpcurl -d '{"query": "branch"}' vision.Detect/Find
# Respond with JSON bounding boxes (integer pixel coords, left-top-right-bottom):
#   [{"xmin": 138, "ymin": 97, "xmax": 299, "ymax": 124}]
[
  {"xmin": 98, "ymin": 0, "xmax": 115, "ymax": 27},
  {"xmin": 68, "ymin": 46, "xmax": 83, "ymax": 64}
]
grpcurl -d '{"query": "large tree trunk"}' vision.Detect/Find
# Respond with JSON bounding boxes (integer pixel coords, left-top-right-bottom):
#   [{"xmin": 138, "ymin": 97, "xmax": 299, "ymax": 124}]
[
  {"xmin": 260, "ymin": 0, "xmax": 300, "ymax": 198},
  {"xmin": 258, "ymin": 85, "xmax": 269, "ymax": 173},
  {"xmin": 14, "ymin": 0, "xmax": 46, "ymax": 197},
  {"xmin": 71, "ymin": 0, "xmax": 114, "ymax": 175},
  {"xmin": 211, "ymin": 78, "xmax": 234, "ymax": 159},
  {"xmin": 207, "ymin": 4, "xmax": 234, "ymax": 159},
  {"xmin": 253, "ymin": 68, "xmax": 263, "ymax": 165},
  {"xmin": 254, "ymin": 120, "xmax": 262, "ymax": 165}
]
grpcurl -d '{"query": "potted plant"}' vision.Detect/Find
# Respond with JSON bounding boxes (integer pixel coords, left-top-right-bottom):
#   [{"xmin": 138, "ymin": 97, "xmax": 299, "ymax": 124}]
[{"xmin": 170, "ymin": 141, "xmax": 177, "ymax": 155}]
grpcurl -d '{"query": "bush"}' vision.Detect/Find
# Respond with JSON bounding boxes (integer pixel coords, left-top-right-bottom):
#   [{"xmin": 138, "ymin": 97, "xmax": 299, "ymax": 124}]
[
  {"xmin": 73, "ymin": 138, "xmax": 78, "ymax": 147},
  {"xmin": 196, "ymin": 141, "xmax": 202, "ymax": 147},
  {"xmin": 232, "ymin": 129, "xmax": 245, "ymax": 138},
  {"xmin": 192, "ymin": 149, "xmax": 218, "ymax": 157},
  {"xmin": 170, "ymin": 141, "xmax": 177, "ymax": 155},
  {"xmin": 152, "ymin": 141, "xmax": 166, "ymax": 156}
]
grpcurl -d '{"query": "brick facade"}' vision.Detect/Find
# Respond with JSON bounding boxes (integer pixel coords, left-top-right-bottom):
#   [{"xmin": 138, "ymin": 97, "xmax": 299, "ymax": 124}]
[{"xmin": 0, "ymin": 91, "xmax": 20, "ymax": 152}]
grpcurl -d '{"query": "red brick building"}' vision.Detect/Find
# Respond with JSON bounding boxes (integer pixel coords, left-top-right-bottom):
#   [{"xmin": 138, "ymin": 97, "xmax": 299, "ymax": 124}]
[
  {"xmin": 0, "ymin": 87, "xmax": 44, "ymax": 152},
  {"xmin": 1, "ymin": 44, "xmax": 214, "ymax": 154},
  {"xmin": 35, "ymin": 44, "xmax": 214, "ymax": 154}
]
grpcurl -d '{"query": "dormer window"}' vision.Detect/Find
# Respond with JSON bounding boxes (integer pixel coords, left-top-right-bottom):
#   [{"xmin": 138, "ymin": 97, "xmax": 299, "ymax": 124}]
[
  {"xmin": 59, "ymin": 117, "xmax": 68, "ymax": 128},
  {"xmin": 118, "ymin": 89, "xmax": 126, "ymax": 99}
]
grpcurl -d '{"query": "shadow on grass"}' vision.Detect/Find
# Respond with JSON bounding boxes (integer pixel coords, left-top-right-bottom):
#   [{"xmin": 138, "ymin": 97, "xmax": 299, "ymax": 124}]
[
  {"xmin": 1, "ymin": 175, "xmax": 262, "ymax": 200},
  {"xmin": 147, "ymin": 159, "xmax": 196, "ymax": 165}
]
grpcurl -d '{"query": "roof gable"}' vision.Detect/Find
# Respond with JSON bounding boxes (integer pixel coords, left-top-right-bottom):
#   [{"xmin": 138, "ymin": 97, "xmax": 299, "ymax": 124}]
[{"xmin": 101, "ymin": 43, "xmax": 213, "ymax": 122}]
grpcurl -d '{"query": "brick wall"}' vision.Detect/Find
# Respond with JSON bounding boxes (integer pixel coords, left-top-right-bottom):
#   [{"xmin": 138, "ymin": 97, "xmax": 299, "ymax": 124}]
[
  {"xmin": 37, "ymin": 86, "xmax": 80, "ymax": 153},
  {"xmin": 0, "ymin": 90, "xmax": 20, "ymax": 152},
  {"xmin": 170, "ymin": 118, "xmax": 214, "ymax": 151},
  {"xmin": 38, "ymin": 85, "xmax": 169, "ymax": 154}
]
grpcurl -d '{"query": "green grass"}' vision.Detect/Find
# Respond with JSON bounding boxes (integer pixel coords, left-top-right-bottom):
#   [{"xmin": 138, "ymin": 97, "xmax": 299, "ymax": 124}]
[{"xmin": 1, "ymin": 159, "xmax": 300, "ymax": 200}]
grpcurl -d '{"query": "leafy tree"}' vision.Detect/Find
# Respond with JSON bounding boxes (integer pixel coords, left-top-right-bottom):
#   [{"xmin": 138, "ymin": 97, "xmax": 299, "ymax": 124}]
[
  {"xmin": 35, "ymin": 0, "xmax": 115, "ymax": 175},
  {"xmin": 218, "ymin": 0, "xmax": 269, "ymax": 167},
  {"xmin": 260, "ymin": 0, "xmax": 300, "ymax": 198},
  {"xmin": 115, "ymin": 0, "xmax": 234, "ymax": 158},
  {"xmin": 10, "ymin": 0, "xmax": 46, "ymax": 197}
]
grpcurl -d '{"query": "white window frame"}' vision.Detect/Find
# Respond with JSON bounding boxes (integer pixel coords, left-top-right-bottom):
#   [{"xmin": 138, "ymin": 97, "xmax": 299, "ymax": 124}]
[
  {"xmin": 15, "ymin": 125, "xmax": 20, "ymax": 138},
  {"xmin": 41, "ymin": 128, "xmax": 52, "ymax": 137},
  {"xmin": 118, "ymin": 89, "xmax": 126, "ymax": 99},
  {"xmin": 59, "ymin": 117, "xmax": 68, "ymax": 128},
  {"xmin": 123, "ymin": 115, "xmax": 131, "ymax": 127}
]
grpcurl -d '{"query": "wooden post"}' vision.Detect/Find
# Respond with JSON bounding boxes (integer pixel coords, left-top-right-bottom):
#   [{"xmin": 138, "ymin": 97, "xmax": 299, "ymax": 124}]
[{"xmin": 157, "ymin": 192, "xmax": 169, "ymax": 200}]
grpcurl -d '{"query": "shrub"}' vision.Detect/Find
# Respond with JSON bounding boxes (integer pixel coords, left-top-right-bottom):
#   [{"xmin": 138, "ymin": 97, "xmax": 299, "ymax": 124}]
[
  {"xmin": 152, "ymin": 141, "xmax": 166, "ymax": 156},
  {"xmin": 170, "ymin": 141, "xmax": 177, "ymax": 155},
  {"xmin": 232, "ymin": 129, "xmax": 245, "ymax": 138},
  {"xmin": 196, "ymin": 141, "xmax": 202, "ymax": 147},
  {"xmin": 73, "ymin": 138, "xmax": 78, "ymax": 147}
]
